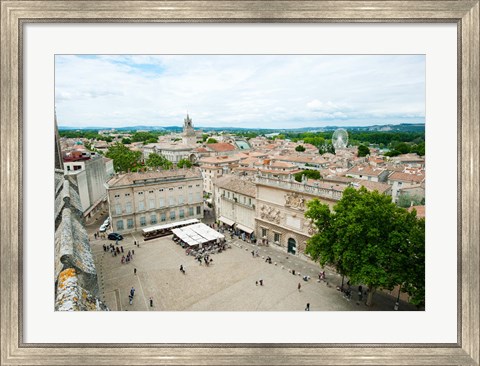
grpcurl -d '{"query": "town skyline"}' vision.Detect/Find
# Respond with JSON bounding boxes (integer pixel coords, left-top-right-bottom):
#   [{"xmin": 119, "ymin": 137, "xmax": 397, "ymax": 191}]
[{"xmin": 55, "ymin": 55, "xmax": 425, "ymax": 129}]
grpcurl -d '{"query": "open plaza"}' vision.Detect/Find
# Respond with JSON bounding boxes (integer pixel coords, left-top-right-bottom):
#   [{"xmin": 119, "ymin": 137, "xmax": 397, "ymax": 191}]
[{"xmin": 88, "ymin": 216, "xmax": 414, "ymax": 312}]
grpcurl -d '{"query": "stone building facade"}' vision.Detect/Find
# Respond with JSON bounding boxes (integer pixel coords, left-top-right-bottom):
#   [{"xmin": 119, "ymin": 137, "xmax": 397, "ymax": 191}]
[
  {"xmin": 105, "ymin": 169, "xmax": 204, "ymax": 234},
  {"xmin": 254, "ymin": 175, "xmax": 344, "ymax": 255},
  {"xmin": 213, "ymin": 175, "xmax": 256, "ymax": 237}
]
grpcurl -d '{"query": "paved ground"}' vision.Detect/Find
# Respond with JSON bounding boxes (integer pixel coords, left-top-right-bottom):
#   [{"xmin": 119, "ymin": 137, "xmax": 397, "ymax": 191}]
[{"xmin": 87, "ymin": 213, "xmax": 416, "ymax": 312}]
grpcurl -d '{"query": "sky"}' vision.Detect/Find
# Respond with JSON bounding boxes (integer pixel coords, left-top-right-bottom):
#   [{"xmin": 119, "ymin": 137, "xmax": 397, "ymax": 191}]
[{"xmin": 55, "ymin": 55, "xmax": 425, "ymax": 129}]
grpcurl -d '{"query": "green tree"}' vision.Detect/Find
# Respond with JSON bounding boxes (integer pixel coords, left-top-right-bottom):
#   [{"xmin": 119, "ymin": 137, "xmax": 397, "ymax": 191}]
[
  {"xmin": 105, "ymin": 143, "xmax": 142, "ymax": 172},
  {"xmin": 145, "ymin": 153, "xmax": 172, "ymax": 170},
  {"xmin": 177, "ymin": 158, "xmax": 193, "ymax": 168},
  {"xmin": 295, "ymin": 145, "xmax": 306, "ymax": 152},
  {"xmin": 202, "ymin": 134, "xmax": 209, "ymax": 142},
  {"xmin": 206, "ymin": 138, "xmax": 218, "ymax": 144},
  {"xmin": 121, "ymin": 137, "xmax": 132, "ymax": 144},
  {"xmin": 319, "ymin": 143, "xmax": 336, "ymax": 155},
  {"xmin": 305, "ymin": 187, "xmax": 425, "ymax": 307},
  {"xmin": 357, "ymin": 145, "xmax": 370, "ymax": 157},
  {"xmin": 294, "ymin": 170, "xmax": 322, "ymax": 182},
  {"xmin": 397, "ymin": 194, "xmax": 424, "ymax": 208}
]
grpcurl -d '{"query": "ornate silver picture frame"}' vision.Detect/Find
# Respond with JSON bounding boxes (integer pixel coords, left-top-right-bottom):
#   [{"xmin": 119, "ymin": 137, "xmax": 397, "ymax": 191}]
[{"xmin": 1, "ymin": 1, "xmax": 478, "ymax": 365}]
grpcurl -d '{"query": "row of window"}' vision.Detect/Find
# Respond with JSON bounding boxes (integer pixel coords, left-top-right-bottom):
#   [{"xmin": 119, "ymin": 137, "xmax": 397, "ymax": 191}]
[
  {"xmin": 260, "ymin": 228, "xmax": 281, "ymax": 243},
  {"xmin": 222, "ymin": 190, "xmax": 253, "ymax": 205},
  {"xmin": 113, "ymin": 184, "xmax": 201, "ymax": 198},
  {"xmin": 115, "ymin": 206, "xmax": 202, "ymax": 230},
  {"xmin": 114, "ymin": 194, "xmax": 202, "ymax": 214}
]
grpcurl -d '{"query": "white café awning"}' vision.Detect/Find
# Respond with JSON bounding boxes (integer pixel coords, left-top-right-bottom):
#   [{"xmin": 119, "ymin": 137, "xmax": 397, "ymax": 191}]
[
  {"xmin": 218, "ymin": 216, "xmax": 235, "ymax": 226},
  {"xmin": 235, "ymin": 224, "xmax": 254, "ymax": 234}
]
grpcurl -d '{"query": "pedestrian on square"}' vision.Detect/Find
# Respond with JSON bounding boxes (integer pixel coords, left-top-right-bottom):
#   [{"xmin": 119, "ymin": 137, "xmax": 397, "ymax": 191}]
[
  {"xmin": 130, "ymin": 287, "xmax": 135, "ymax": 297},
  {"xmin": 305, "ymin": 303, "xmax": 310, "ymax": 311},
  {"xmin": 255, "ymin": 281, "xmax": 258, "ymax": 286},
  {"xmin": 102, "ymin": 244, "xmax": 106, "ymax": 252},
  {"xmin": 180, "ymin": 265, "xmax": 185, "ymax": 274},
  {"xmin": 134, "ymin": 268, "xmax": 137, "ymax": 275},
  {"xmin": 149, "ymin": 297, "xmax": 153, "ymax": 307},
  {"xmin": 259, "ymin": 279, "xmax": 263, "ymax": 286},
  {"xmin": 129, "ymin": 294, "xmax": 133, "ymax": 305},
  {"xmin": 120, "ymin": 246, "xmax": 124, "ymax": 253},
  {"xmin": 132, "ymin": 249, "xmax": 135, "ymax": 256},
  {"xmin": 128, "ymin": 250, "xmax": 131, "ymax": 257},
  {"xmin": 251, "ymin": 251, "xmax": 254, "ymax": 257},
  {"xmin": 134, "ymin": 240, "xmax": 137, "ymax": 247},
  {"xmin": 298, "ymin": 283, "xmax": 301, "ymax": 292},
  {"xmin": 94, "ymin": 233, "xmax": 97, "ymax": 240}
]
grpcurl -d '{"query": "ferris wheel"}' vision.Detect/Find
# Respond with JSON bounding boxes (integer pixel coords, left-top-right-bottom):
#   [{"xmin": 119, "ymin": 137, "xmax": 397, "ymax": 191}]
[{"xmin": 332, "ymin": 128, "xmax": 349, "ymax": 150}]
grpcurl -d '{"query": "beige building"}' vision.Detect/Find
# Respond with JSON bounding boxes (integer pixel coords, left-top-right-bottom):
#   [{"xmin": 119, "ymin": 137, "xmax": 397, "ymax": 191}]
[
  {"xmin": 199, "ymin": 155, "xmax": 241, "ymax": 194},
  {"xmin": 105, "ymin": 169, "xmax": 204, "ymax": 234},
  {"xmin": 254, "ymin": 174, "xmax": 346, "ymax": 255},
  {"xmin": 213, "ymin": 175, "xmax": 256, "ymax": 238}
]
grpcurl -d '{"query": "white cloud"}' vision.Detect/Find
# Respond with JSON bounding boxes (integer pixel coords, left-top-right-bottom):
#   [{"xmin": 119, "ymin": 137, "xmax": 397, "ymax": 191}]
[{"xmin": 55, "ymin": 55, "xmax": 425, "ymax": 128}]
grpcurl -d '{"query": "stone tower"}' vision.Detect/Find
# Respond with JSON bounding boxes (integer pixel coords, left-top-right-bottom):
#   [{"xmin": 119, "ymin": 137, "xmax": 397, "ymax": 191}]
[{"xmin": 182, "ymin": 114, "xmax": 196, "ymax": 145}]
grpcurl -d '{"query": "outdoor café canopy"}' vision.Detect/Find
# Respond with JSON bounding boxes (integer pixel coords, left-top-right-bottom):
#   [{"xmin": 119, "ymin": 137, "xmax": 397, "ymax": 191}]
[
  {"xmin": 172, "ymin": 223, "xmax": 225, "ymax": 247},
  {"xmin": 218, "ymin": 216, "xmax": 235, "ymax": 226},
  {"xmin": 235, "ymin": 223, "xmax": 254, "ymax": 234}
]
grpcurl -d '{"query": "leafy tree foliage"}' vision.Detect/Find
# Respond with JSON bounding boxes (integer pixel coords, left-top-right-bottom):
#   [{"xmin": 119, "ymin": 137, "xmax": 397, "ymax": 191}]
[
  {"xmin": 295, "ymin": 145, "xmax": 306, "ymax": 152},
  {"xmin": 319, "ymin": 143, "xmax": 336, "ymax": 155},
  {"xmin": 305, "ymin": 187, "xmax": 425, "ymax": 307},
  {"xmin": 177, "ymin": 158, "xmax": 193, "ymax": 168},
  {"xmin": 294, "ymin": 170, "xmax": 322, "ymax": 182},
  {"xmin": 397, "ymin": 194, "xmax": 425, "ymax": 208},
  {"xmin": 206, "ymin": 138, "xmax": 218, "ymax": 144},
  {"xmin": 121, "ymin": 137, "xmax": 132, "ymax": 145},
  {"xmin": 131, "ymin": 132, "xmax": 159, "ymax": 144},
  {"xmin": 105, "ymin": 143, "xmax": 142, "ymax": 172},
  {"xmin": 357, "ymin": 145, "xmax": 370, "ymax": 157},
  {"xmin": 145, "ymin": 153, "xmax": 173, "ymax": 170}
]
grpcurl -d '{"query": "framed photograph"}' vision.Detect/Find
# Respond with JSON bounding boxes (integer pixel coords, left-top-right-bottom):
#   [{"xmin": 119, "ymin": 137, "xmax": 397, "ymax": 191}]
[{"xmin": 1, "ymin": 1, "xmax": 478, "ymax": 365}]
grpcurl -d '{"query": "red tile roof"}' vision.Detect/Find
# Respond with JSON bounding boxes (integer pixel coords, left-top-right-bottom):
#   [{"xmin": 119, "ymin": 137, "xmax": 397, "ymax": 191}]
[{"xmin": 206, "ymin": 143, "xmax": 236, "ymax": 152}]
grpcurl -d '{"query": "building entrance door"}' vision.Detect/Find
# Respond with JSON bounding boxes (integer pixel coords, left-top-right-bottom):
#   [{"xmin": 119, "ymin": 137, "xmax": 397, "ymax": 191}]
[{"xmin": 287, "ymin": 238, "xmax": 296, "ymax": 254}]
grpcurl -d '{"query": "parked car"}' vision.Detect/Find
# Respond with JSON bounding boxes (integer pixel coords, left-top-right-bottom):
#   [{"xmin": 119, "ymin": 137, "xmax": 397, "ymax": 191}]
[
  {"xmin": 99, "ymin": 224, "xmax": 107, "ymax": 233},
  {"xmin": 108, "ymin": 233, "xmax": 123, "ymax": 241}
]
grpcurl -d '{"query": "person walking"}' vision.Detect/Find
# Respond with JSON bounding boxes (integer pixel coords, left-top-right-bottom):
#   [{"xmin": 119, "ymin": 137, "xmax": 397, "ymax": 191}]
[
  {"xmin": 134, "ymin": 268, "xmax": 137, "ymax": 275},
  {"xmin": 149, "ymin": 297, "xmax": 153, "ymax": 308},
  {"xmin": 259, "ymin": 279, "xmax": 263, "ymax": 286},
  {"xmin": 305, "ymin": 303, "xmax": 310, "ymax": 311},
  {"xmin": 180, "ymin": 265, "xmax": 185, "ymax": 274},
  {"xmin": 132, "ymin": 249, "xmax": 135, "ymax": 256},
  {"xmin": 130, "ymin": 287, "xmax": 135, "ymax": 297},
  {"xmin": 120, "ymin": 246, "xmax": 124, "ymax": 253},
  {"xmin": 298, "ymin": 283, "xmax": 301, "ymax": 292}
]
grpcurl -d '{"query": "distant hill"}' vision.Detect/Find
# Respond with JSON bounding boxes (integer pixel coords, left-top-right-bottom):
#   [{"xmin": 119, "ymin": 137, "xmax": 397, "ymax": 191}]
[{"xmin": 59, "ymin": 123, "xmax": 424, "ymax": 134}]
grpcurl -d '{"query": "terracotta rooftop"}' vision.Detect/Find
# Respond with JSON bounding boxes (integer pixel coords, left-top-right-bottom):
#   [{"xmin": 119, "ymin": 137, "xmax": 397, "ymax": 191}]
[
  {"xmin": 206, "ymin": 142, "xmax": 236, "ymax": 152},
  {"xmin": 199, "ymin": 155, "xmax": 240, "ymax": 164},
  {"xmin": 214, "ymin": 175, "xmax": 256, "ymax": 197},
  {"xmin": 106, "ymin": 168, "xmax": 202, "ymax": 188},
  {"xmin": 346, "ymin": 165, "xmax": 387, "ymax": 177},
  {"xmin": 388, "ymin": 171, "xmax": 425, "ymax": 183}
]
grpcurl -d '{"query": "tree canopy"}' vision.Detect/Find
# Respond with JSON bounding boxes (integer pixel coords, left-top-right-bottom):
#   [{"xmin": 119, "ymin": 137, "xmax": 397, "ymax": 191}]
[
  {"xmin": 177, "ymin": 158, "xmax": 193, "ymax": 168},
  {"xmin": 105, "ymin": 143, "xmax": 142, "ymax": 172},
  {"xmin": 145, "ymin": 153, "xmax": 173, "ymax": 170},
  {"xmin": 206, "ymin": 138, "xmax": 218, "ymax": 144},
  {"xmin": 294, "ymin": 170, "xmax": 322, "ymax": 182},
  {"xmin": 319, "ymin": 143, "xmax": 336, "ymax": 155},
  {"xmin": 357, "ymin": 145, "xmax": 370, "ymax": 157},
  {"xmin": 305, "ymin": 187, "xmax": 425, "ymax": 307},
  {"xmin": 295, "ymin": 145, "xmax": 306, "ymax": 152}
]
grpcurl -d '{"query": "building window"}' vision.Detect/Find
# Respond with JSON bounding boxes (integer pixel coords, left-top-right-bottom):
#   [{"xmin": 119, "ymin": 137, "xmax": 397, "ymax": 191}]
[
  {"xmin": 138, "ymin": 192, "xmax": 144, "ymax": 195},
  {"xmin": 227, "ymin": 192, "xmax": 230, "ymax": 198},
  {"xmin": 159, "ymin": 198, "xmax": 165, "ymax": 207},
  {"xmin": 196, "ymin": 184, "xmax": 200, "ymax": 187},
  {"xmin": 249, "ymin": 198, "xmax": 252, "ymax": 205},
  {"xmin": 179, "ymin": 209, "xmax": 185, "ymax": 219},
  {"xmin": 170, "ymin": 211, "xmax": 176, "ymax": 220},
  {"xmin": 188, "ymin": 193, "xmax": 193, "ymax": 203},
  {"xmin": 274, "ymin": 232, "xmax": 281, "ymax": 243},
  {"xmin": 189, "ymin": 207, "xmax": 194, "ymax": 216},
  {"xmin": 188, "ymin": 185, "xmax": 192, "ymax": 188},
  {"xmin": 169, "ymin": 188, "xmax": 174, "ymax": 191},
  {"xmin": 149, "ymin": 199, "xmax": 155, "ymax": 209},
  {"xmin": 178, "ymin": 186, "xmax": 183, "ymax": 190},
  {"xmin": 127, "ymin": 219, "xmax": 134, "ymax": 229},
  {"xmin": 115, "ymin": 204, "xmax": 122, "ymax": 215},
  {"xmin": 149, "ymin": 190, "xmax": 154, "ymax": 194},
  {"xmin": 243, "ymin": 196, "xmax": 246, "ymax": 204},
  {"xmin": 116, "ymin": 220, "xmax": 124, "ymax": 231},
  {"xmin": 114, "ymin": 194, "xmax": 120, "ymax": 198},
  {"xmin": 139, "ymin": 201, "xmax": 145, "ymax": 211},
  {"xmin": 196, "ymin": 206, "xmax": 201, "ymax": 215},
  {"xmin": 169, "ymin": 197, "xmax": 176, "ymax": 206},
  {"xmin": 178, "ymin": 196, "xmax": 184, "ymax": 204},
  {"xmin": 161, "ymin": 213, "xmax": 166, "ymax": 222},
  {"xmin": 159, "ymin": 189, "xmax": 164, "ymax": 192},
  {"xmin": 150, "ymin": 214, "xmax": 157, "ymax": 224},
  {"xmin": 125, "ymin": 202, "xmax": 132, "ymax": 214},
  {"xmin": 195, "ymin": 192, "xmax": 201, "ymax": 201},
  {"xmin": 140, "ymin": 216, "xmax": 146, "ymax": 226},
  {"xmin": 262, "ymin": 228, "xmax": 268, "ymax": 237},
  {"xmin": 125, "ymin": 193, "xmax": 130, "ymax": 197}
]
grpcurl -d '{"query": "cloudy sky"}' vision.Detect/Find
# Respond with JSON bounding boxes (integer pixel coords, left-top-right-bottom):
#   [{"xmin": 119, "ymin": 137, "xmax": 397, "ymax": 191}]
[{"xmin": 55, "ymin": 55, "xmax": 425, "ymax": 129}]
